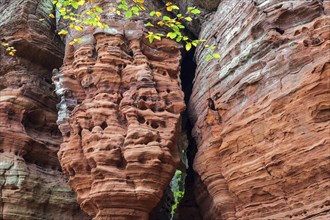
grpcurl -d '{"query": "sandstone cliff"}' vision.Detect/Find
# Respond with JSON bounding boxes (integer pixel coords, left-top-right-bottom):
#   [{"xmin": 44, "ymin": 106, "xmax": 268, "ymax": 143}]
[
  {"xmin": 0, "ymin": 0, "xmax": 329, "ymax": 219},
  {"xmin": 0, "ymin": 0, "xmax": 90, "ymax": 219},
  {"xmin": 190, "ymin": 0, "xmax": 330, "ymax": 219}
]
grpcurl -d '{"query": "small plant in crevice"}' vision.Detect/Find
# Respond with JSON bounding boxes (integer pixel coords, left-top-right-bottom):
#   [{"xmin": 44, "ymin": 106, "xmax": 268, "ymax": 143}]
[
  {"xmin": 1, "ymin": 40, "xmax": 16, "ymax": 56},
  {"xmin": 205, "ymin": 44, "xmax": 221, "ymax": 61},
  {"xmin": 170, "ymin": 169, "xmax": 186, "ymax": 218}
]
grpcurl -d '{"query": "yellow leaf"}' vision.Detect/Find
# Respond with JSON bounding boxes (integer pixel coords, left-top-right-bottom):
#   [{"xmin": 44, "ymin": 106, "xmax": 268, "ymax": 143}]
[
  {"xmin": 49, "ymin": 13, "xmax": 55, "ymax": 19},
  {"xmin": 116, "ymin": 10, "xmax": 121, "ymax": 15},
  {"xmin": 135, "ymin": 0, "xmax": 144, "ymax": 3},
  {"xmin": 166, "ymin": 6, "xmax": 172, "ymax": 11},
  {"xmin": 58, "ymin": 30, "xmax": 68, "ymax": 35},
  {"xmin": 155, "ymin": 12, "xmax": 162, "ymax": 17},
  {"xmin": 69, "ymin": 23, "xmax": 74, "ymax": 29},
  {"xmin": 166, "ymin": 2, "xmax": 172, "ymax": 6},
  {"xmin": 185, "ymin": 17, "xmax": 192, "ymax": 22},
  {"xmin": 75, "ymin": 26, "xmax": 83, "ymax": 31},
  {"xmin": 98, "ymin": 22, "xmax": 104, "ymax": 28}
]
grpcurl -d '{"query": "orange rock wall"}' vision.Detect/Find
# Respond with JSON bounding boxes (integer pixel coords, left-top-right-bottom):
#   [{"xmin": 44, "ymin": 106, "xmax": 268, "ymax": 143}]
[
  {"xmin": 2, "ymin": 0, "xmax": 329, "ymax": 219},
  {"xmin": 0, "ymin": 0, "xmax": 90, "ymax": 219},
  {"xmin": 190, "ymin": 0, "xmax": 330, "ymax": 219},
  {"xmin": 54, "ymin": 21, "xmax": 185, "ymax": 218}
]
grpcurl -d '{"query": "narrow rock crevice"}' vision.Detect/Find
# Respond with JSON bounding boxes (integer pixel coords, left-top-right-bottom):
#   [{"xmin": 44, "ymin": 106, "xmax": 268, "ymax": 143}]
[{"xmin": 172, "ymin": 48, "xmax": 203, "ymax": 219}]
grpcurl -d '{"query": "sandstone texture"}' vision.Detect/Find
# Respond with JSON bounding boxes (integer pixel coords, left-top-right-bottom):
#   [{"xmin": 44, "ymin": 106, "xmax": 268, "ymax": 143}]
[
  {"xmin": 190, "ymin": 0, "xmax": 330, "ymax": 219},
  {"xmin": 0, "ymin": 0, "xmax": 90, "ymax": 219},
  {"xmin": 53, "ymin": 4, "xmax": 186, "ymax": 218},
  {"xmin": 1, "ymin": 0, "xmax": 329, "ymax": 219}
]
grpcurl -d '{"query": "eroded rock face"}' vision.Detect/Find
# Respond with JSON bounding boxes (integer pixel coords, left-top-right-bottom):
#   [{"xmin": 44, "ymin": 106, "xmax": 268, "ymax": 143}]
[
  {"xmin": 190, "ymin": 0, "xmax": 330, "ymax": 219},
  {"xmin": 54, "ymin": 20, "xmax": 185, "ymax": 218},
  {"xmin": 0, "ymin": 0, "xmax": 90, "ymax": 219}
]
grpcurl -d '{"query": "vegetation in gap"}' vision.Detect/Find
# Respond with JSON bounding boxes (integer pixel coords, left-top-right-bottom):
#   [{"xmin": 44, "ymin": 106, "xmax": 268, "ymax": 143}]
[
  {"xmin": 1, "ymin": 41, "xmax": 16, "ymax": 56},
  {"xmin": 170, "ymin": 169, "xmax": 186, "ymax": 218}
]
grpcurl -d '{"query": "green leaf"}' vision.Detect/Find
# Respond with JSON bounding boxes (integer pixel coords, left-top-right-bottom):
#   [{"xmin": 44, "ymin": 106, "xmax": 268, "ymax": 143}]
[
  {"xmin": 185, "ymin": 42, "xmax": 192, "ymax": 51},
  {"xmin": 78, "ymin": 0, "xmax": 85, "ymax": 6},
  {"xmin": 150, "ymin": 11, "xmax": 155, "ymax": 16},
  {"xmin": 75, "ymin": 38, "xmax": 83, "ymax": 43},
  {"xmin": 187, "ymin": 7, "xmax": 194, "ymax": 12},
  {"xmin": 191, "ymin": 9, "xmax": 201, "ymax": 14},
  {"xmin": 71, "ymin": 2, "xmax": 79, "ymax": 9},
  {"xmin": 192, "ymin": 40, "xmax": 199, "ymax": 47},
  {"xmin": 171, "ymin": 5, "xmax": 179, "ymax": 10},
  {"xmin": 209, "ymin": 45, "xmax": 216, "ymax": 50},
  {"xmin": 145, "ymin": 22, "xmax": 154, "ymax": 27},
  {"xmin": 125, "ymin": 10, "xmax": 132, "ymax": 18},
  {"xmin": 185, "ymin": 17, "xmax": 192, "ymax": 22},
  {"xmin": 163, "ymin": 16, "xmax": 171, "ymax": 21},
  {"xmin": 154, "ymin": 35, "xmax": 161, "ymax": 40},
  {"xmin": 212, "ymin": 53, "xmax": 221, "ymax": 58},
  {"xmin": 95, "ymin": 7, "xmax": 103, "ymax": 13},
  {"xmin": 172, "ymin": 25, "xmax": 179, "ymax": 32},
  {"xmin": 149, "ymin": 35, "xmax": 155, "ymax": 43},
  {"xmin": 206, "ymin": 54, "xmax": 212, "ymax": 61},
  {"xmin": 167, "ymin": 32, "xmax": 177, "ymax": 39},
  {"xmin": 132, "ymin": 6, "xmax": 139, "ymax": 15}
]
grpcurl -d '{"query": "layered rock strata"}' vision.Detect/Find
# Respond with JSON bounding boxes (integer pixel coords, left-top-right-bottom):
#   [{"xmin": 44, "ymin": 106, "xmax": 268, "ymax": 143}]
[
  {"xmin": 190, "ymin": 0, "xmax": 330, "ymax": 219},
  {"xmin": 0, "ymin": 0, "xmax": 89, "ymax": 219},
  {"xmin": 54, "ymin": 20, "xmax": 185, "ymax": 218}
]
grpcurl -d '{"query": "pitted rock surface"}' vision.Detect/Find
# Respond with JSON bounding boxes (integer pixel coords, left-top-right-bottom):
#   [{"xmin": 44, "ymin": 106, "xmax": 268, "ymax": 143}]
[
  {"xmin": 0, "ymin": 0, "xmax": 90, "ymax": 219},
  {"xmin": 54, "ymin": 21, "xmax": 185, "ymax": 219}
]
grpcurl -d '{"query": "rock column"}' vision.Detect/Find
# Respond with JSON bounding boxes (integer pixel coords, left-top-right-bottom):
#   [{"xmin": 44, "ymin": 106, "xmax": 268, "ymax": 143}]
[{"xmin": 54, "ymin": 18, "xmax": 185, "ymax": 218}]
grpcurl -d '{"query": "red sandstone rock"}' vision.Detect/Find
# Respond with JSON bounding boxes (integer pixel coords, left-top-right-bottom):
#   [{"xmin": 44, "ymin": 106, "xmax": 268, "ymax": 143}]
[
  {"xmin": 190, "ymin": 0, "xmax": 330, "ymax": 219},
  {"xmin": 0, "ymin": 0, "xmax": 90, "ymax": 219},
  {"xmin": 2, "ymin": 0, "xmax": 329, "ymax": 219},
  {"xmin": 54, "ymin": 18, "xmax": 185, "ymax": 218}
]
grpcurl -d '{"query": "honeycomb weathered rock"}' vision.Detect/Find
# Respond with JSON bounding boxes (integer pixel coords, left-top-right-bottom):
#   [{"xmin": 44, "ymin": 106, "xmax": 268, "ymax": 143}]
[
  {"xmin": 54, "ymin": 20, "xmax": 185, "ymax": 219},
  {"xmin": 0, "ymin": 0, "xmax": 89, "ymax": 219}
]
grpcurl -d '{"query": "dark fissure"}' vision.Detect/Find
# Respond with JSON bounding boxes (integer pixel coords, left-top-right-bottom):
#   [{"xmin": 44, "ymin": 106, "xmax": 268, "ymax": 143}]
[
  {"xmin": 149, "ymin": 48, "xmax": 202, "ymax": 220},
  {"xmin": 173, "ymin": 48, "xmax": 202, "ymax": 219}
]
